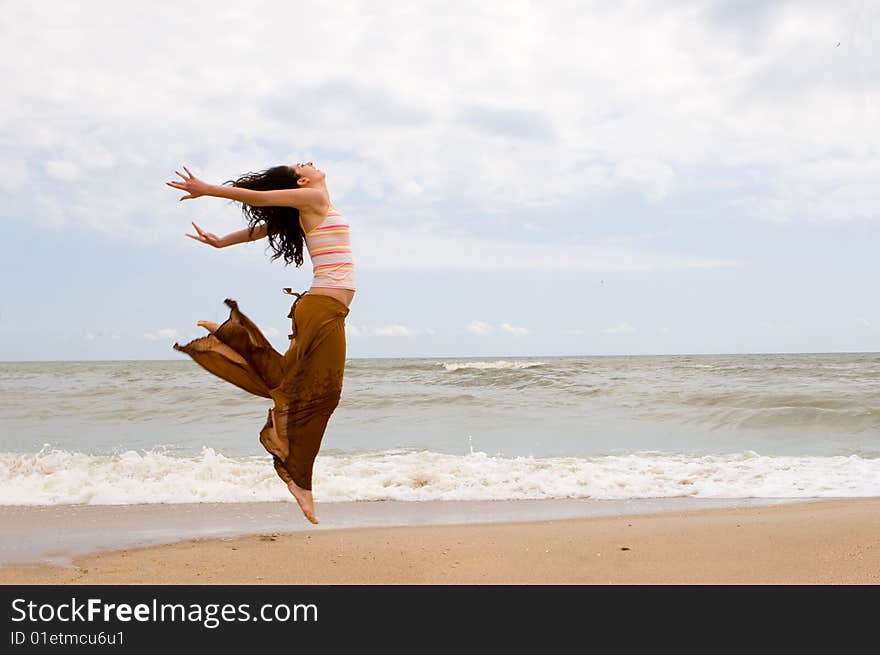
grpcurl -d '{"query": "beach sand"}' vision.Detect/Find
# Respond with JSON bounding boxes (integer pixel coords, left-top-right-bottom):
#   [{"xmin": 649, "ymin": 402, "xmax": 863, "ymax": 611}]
[{"xmin": 1, "ymin": 497, "xmax": 877, "ymax": 584}]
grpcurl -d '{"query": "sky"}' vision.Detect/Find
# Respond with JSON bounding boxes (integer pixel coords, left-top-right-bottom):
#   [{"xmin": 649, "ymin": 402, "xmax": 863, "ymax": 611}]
[{"xmin": 1, "ymin": 0, "xmax": 878, "ymax": 360}]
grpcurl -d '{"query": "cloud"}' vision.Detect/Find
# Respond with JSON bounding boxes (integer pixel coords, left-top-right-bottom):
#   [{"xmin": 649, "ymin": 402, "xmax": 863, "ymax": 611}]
[
  {"xmin": 466, "ymin": 321, "xmax": 494, "ymax": 336},
  {"xmin": 264, "ymin": 326, "xmax": 280, "ymax": 337},
  {"xmin": 499, "ymin": 322, "xmax": 529, "ymax": 335},
  {"xmin": 346, "ymin": 323, "xmax": 435, "ymax": 337},
  {"xmin": 81, "ymin": 330, "xmax": 120, "ymax": 340},
  {"xmin": 263, "ymin": 80, "xmax": 432, "ymax": 129},
  {"xmin": 354, "ymin": 224, "xmax": 740, "ymax": 272},
  {"xmin": 459, "ymin": 105, "xmax": 555, "ymax": 141},
  {"xmin": 3, "ymin": 0, "xmax": 877, "ymax": 251},
  {"xmin": 0, "ymin": 153, "xmax": 28, "ymax": 192},
  {"xmin": 467, "ymin": 321, "xmax": 529, "ymax": 336},
  {"xmin": 601, "ymin": 321, "xmax": 636, "ymax": 334},
  {"xmin": 45, "ymin": 160, "xmax": 80, "ymax": 181},
  {"xmin": 143, "ymin": 328, "xmax": 180, "ymax": 341}
]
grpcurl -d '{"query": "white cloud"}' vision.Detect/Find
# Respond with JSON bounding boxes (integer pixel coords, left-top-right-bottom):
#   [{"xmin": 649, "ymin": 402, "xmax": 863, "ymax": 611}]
[
  {"xmin": 144, "ymin": 328, "xmax": 180, "ymax": 341},
  {"xmin": 0, "ymin": 154, "xmax": 29, "ymax": 191},
  {"xmin": 466, "ymin": 321, "xmax": 494, "ymax": 336},
  {"xmin": 566, "ymin": 328, "xmax": 585, "ymax": 336},
  {"xmin": 601, "ymin": 321, "xmax": 636, "ymax": 334},
  {"xmin": 499, "ymin": 322, "xmax": 529, "ymax": 335},
  {"xmin": 3, "ymin": 0, "xmax": 877, "ymax": 250},
  {"xmin": 467, "ymin": 320, "xmax": 529, "ymax": 336},
  {"xmin": 353, "ymin": 223, "xmax": 740, "ymax": 272},
  {"xmin": 346, "ymin": 323, "xmax": 435, "ymax": 337},
  {"xmin": 45, "ymin": 160, "xmax": 80, "ymax": 181},
  {"xmin": 264, "ymin": 326, "xmax": 280, "ymax": 337}
]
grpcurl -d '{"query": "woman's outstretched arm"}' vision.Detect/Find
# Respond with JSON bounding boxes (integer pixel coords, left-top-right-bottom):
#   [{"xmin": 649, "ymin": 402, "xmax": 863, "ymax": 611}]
[
  {"xmin": 208, "ymin": 183, "xmax": 323, "ymax": 208},
  {"xmin": 167, "ymin": 165, "xmax": 323, "ymax": 208},
  {"xmin": 186, "ymin": 221, "xmax": 268, "ymax": 248}
]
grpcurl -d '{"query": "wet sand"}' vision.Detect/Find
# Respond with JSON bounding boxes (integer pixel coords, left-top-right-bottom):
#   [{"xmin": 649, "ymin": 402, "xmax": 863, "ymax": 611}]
[
  {"xmin": 1, "ymin": 497, "xmax": 877, "ymax": 584},
  {"xmin": 0, "ymin": 496, "xmax": 805, "ymax": 566}
]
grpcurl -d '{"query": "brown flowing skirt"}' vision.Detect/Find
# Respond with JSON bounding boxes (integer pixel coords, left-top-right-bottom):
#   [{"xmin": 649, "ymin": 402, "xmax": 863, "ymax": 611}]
[{"xmin": 172, "ymin": 289, "xmax": 349, "ymax": 491}]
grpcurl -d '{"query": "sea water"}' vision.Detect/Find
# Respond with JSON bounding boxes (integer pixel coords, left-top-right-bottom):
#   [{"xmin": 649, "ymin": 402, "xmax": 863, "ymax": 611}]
[{"xmin": 2, "ymin": 352, "xmax": 878, "ymax": 506}]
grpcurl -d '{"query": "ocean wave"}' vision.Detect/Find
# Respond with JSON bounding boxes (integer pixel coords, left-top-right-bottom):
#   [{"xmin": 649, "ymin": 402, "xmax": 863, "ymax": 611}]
[
  {"xmin": 1, "ymin": 447, "xmax": 877, "ymax": 506},
  {"xmin": 440, "ymin": 360, "xmax": 546, "ymax": 372}
]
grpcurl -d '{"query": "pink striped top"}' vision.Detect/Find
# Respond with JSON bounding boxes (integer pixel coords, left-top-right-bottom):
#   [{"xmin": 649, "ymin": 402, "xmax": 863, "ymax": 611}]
[{"xmin": 299, "ymin": 206, "xmax": 356, "ymax": 291}]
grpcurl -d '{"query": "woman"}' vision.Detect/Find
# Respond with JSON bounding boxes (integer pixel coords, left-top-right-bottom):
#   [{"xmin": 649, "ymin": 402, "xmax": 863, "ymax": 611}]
[{"xmin": 166, "ymin": 163, "xmax": 355, "ymax": 524}]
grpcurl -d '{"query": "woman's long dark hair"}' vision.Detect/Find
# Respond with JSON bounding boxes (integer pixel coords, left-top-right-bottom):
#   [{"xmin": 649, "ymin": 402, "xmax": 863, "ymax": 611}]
[{"xmin": 221, "ymin": 165, "xmax": 305, "ymax": 267}]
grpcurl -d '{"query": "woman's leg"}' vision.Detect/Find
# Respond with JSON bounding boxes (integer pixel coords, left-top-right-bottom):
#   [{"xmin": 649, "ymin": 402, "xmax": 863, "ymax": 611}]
[
  {"xmin": 174, "ymin": 299, "xmax": 284, "ymax": 398},
  {"xmin": 176, "ymin": 295, "xmax": 338, "ymax": 525},
  {"xmin": 286, "ymin": 481, "xmax": 318, "ymax": 524},
  {"xmin": 259, "ymin": 408, "xmax": 318, "ymax": 524},
  {"xmin": 269, "ymin": 300, "xmax": 348, "ymax": 523}
]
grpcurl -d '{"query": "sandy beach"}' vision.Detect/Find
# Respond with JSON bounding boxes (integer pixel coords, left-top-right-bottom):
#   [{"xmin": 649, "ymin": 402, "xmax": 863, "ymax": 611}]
[{"xmin": 1, "ymin": 497, "xmax": 877, "ymax": 585}]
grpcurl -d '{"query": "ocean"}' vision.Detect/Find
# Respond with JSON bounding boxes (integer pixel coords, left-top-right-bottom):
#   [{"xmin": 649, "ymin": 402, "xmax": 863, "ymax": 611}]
[{"xmin": 2, "ymin": 352, "xmax": 878, "ymax": 506}]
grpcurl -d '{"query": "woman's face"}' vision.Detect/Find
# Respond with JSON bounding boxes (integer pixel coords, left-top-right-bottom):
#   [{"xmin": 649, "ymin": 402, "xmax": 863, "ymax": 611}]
[{"xmin": 291, "ymin": 162, "xmax": 324, "ymax": 185}]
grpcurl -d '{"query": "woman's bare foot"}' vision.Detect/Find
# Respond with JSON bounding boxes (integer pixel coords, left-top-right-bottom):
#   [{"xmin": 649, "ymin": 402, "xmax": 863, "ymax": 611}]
[
  {"xmin": 287, "ymin": 481, "xmax": 319, "ymax": 524},
  {"xmin": 197, "ymin": 320, "xmax": 220, "ymax": 333}
]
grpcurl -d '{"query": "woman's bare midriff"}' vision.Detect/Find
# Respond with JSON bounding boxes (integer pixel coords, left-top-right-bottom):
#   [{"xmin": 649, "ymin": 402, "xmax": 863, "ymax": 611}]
[{"xmin": 307, "ymin": 286, "xmax": 355, "ymax": 308}]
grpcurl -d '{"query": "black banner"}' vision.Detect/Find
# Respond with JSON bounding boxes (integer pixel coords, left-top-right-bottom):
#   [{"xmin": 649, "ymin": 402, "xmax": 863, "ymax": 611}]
[{"xmin": 1, "ymin": 585, "xmax": 872, "ymax": 649}]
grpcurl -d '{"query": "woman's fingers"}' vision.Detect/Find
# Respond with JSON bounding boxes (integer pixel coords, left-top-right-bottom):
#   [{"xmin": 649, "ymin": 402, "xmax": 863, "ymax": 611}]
[
  {"xmin": 187, "ymin": 224, "xmax": 216, "ymax": 244},
  {"xmin": 169, "ymin": 167, "xmax": 194, "ymax": 185},
  {"xmin": 167, "ymin": 170, "xmax": 199, "ymax": 201}
]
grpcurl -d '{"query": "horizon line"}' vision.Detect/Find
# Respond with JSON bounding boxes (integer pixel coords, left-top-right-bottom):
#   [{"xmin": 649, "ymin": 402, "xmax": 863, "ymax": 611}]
[{"xmin": 1, "ymin": 349, "xmax": 878, "ymax": 364}]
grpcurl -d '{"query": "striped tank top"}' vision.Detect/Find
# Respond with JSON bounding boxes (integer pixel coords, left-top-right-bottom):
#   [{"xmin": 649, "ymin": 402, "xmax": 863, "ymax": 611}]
[{"xmin": 299, "ymin": 205, "xmax": 356, "ymax": 291}]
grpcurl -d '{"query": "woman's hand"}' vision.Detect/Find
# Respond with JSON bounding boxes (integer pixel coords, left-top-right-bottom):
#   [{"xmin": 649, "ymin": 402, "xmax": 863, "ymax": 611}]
[
  {"xmin": 166, "ymin": 166, "xmax": 211, "ymax": 201},
  {"xmin": 186, "ymin": 222, "xmax": 225, "ymax": 248}
]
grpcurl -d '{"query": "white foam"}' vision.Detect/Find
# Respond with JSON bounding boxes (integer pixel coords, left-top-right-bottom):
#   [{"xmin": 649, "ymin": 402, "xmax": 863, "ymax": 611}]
[
  {"xmin": 441, "ymin": 360, "xmax": 545, "ymax": 371},
  {"xmin": 1, "ymin": 447, "xmax": 878, "ymax": 506}
]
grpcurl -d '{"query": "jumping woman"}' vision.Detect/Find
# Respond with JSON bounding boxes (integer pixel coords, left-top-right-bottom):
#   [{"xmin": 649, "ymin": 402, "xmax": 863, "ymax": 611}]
[{"xmin": 166, "ymin": 163, "xmax": 355, "ymax": 524}]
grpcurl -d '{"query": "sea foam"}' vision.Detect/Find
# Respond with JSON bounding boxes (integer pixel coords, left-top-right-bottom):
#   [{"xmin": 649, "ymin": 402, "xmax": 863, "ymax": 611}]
[
  {"xmin": 1, "ymin": 447, "xmax": 877, "ymax": 506},
  {"xmin": 440, "ymin": 360, "xmax": 545, "ymax": 372}
]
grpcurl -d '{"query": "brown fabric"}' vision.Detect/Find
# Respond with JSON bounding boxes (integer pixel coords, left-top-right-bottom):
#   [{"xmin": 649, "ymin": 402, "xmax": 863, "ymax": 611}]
[{"xmin": 172, "ymin": 290, "xmax": 349, "ymax": 490}]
